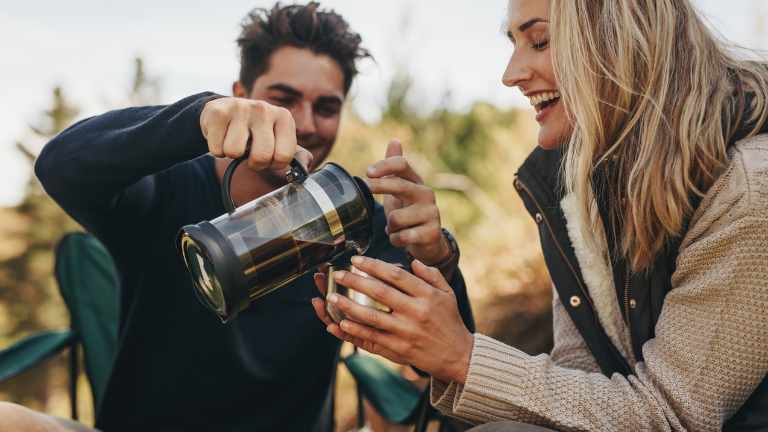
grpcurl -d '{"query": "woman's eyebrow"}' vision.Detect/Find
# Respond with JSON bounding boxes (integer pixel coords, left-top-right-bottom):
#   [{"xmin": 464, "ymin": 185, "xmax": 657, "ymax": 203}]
[
  {"xmin": 505, "ymin": 17, "xmax": 549, "ymax": 42},
  {"xmin": 518, "ymin": 17, "xmax": 548, "ymax": 32}
]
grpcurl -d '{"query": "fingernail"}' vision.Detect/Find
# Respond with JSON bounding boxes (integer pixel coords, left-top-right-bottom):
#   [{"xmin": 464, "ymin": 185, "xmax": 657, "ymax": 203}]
[
  {"xmin": 326, "ymin": 325, "xmax": 333, "ymax": 333},
  {"xmin": 367, "ymin": 166, "xmax": 376, "ymax": 176},
  {"xmin": 332, "ymin": 271, "xmax": 345, "ymax": 282},
  {"xmin": 351, "ymin": 255, "xmax": 364, "ymax": 265},
  {"xmin": 340, "ymin": 320, "xmax": 350, "ymax": 330},
  {"xmin": 328, "ymin": 293, "xmax": 339, "ymax": 304},
  {"xmin": 413, "ymin": 259, "xmax": 423, "ymax": 267},
  {"xmin": 384, "ymin": 225, "xmax": 389, "ymax": 235}
]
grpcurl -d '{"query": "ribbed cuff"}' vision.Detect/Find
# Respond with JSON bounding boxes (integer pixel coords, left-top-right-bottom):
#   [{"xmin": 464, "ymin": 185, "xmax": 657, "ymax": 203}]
[
  {"xmin": 452, "ymin": 334, "xmax": 531, "ymax": 421},
  {"xmin": 430, "ymin": 377, "xmax": 460, "ymax": 414}
]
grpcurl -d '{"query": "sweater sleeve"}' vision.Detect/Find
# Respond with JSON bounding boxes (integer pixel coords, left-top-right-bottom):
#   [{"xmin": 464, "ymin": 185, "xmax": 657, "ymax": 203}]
[
  {"xmin": 430, "ymin": 158, "xmax": 768, "ymax": 431},
  {"xmin": 35, "ymin": 92, "xmax": 221, "ymax": 237},
  {"xmin": 549, "ymin": 287, "xmax": 601, "ymax": 373}
]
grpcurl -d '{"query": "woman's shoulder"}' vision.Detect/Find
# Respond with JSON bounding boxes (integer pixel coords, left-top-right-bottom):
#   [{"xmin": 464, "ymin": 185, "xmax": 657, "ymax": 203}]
[{"xmin": 682, "ymin": 134, "xmax": 768, "ymax": 247}]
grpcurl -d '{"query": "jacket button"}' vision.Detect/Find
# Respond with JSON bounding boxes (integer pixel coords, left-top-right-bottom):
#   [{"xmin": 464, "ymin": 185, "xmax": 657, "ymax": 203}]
[
  {"xmin": 629, "ymin": 299, "xmax": 637, "ymax": 309},
  {"xmin": 535, "ymin": 213, "xmax": 543, "ymax": 224},
  {"xmin": 570, "ymin": 295, "xmax": 581, "ymax": 307}
]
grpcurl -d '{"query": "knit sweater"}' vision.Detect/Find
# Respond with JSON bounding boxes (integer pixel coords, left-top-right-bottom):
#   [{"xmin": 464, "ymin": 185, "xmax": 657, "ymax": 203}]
[{"xmin": 431, "ymin": 135, "xmax": 768, "ymax": 431}]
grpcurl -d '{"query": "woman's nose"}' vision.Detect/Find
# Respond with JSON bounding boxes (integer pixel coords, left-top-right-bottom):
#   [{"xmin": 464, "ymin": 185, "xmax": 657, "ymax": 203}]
[{"xmin": 502, "ymin": 54, "xmax": 533, "ymax": 88}]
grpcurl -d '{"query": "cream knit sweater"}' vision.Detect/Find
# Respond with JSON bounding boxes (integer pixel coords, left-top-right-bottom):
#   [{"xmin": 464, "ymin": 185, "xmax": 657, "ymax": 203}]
[{"xmin": 431, "ymin": 136, "xmax": 768, "ymax": 431}]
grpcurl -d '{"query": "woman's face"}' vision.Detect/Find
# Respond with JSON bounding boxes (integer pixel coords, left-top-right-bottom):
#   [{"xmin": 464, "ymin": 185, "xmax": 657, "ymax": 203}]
[{"xmin": 503, "ymin": 0, "xmax": 571, "ymax": 149}]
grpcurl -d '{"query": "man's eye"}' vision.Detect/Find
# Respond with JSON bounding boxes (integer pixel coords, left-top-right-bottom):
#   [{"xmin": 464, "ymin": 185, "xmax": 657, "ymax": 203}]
[
  {"xmin": 532, "ymin": 39, "xmax": 549, "ymax": 50},
  {"xmin": 316, "ymin": 105, "xmax": 340, "ymax": 118},
  {"xmin": 270, "ymin": 97, "xmax": 294, "ymax": 107}
]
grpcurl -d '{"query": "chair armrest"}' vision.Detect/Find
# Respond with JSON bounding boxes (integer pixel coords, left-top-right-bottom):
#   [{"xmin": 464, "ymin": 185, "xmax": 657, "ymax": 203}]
[
  {"xmin": 343, "ymin": 353, "xmax": 422, "ymax": 424},
  {"xmin": 0, "ymin": 330, "xmax": 77, "ymax": 381}
]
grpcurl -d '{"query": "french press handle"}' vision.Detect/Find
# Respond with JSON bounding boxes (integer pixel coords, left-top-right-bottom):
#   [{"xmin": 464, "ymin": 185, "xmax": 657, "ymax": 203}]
[{"xmin": 220, "ymin": 147, "xmax": 309, "ymax": 214}]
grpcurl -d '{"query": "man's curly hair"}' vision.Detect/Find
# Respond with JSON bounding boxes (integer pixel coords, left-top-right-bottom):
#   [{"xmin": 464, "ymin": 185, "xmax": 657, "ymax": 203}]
[{"xmin": 237, "ymin": 2, "xmax": 371, "ymax": 94}]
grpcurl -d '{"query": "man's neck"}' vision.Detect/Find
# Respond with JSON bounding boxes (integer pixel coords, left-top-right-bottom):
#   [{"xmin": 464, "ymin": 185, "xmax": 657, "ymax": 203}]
[{"xmin": 214, "ymin": 157, "xmax": 278, "ymax": 207}]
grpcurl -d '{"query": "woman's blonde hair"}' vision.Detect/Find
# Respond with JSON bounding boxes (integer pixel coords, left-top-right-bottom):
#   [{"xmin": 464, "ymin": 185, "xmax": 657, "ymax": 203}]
[{"xmin": 550, "ymin": 0, "xmax": 768, "ymax": 272}]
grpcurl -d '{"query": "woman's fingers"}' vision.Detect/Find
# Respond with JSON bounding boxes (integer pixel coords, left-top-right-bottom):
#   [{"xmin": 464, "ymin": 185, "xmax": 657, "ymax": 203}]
[
  {"xmin": 348, "ymin": 256, "xmax": 431, "ymax": 297},
  {"xmin": 311, "ymin": 297, "xmax": 334, "ymax": 327},
  {"xmin": 411, "ymin": 259, "xmax": 451, "ymax": 292},
  {"xmin": 327, "ymin": 292, "xmax": 405, "ymax": 333},
  {"xmin": 331, "ymin": 269, "xmax": 413, "ymax": 313},
  {"xmin": 338, "ymin": 320, "xmax": 408, "ymax": 363},
  {"xmin": 313, "ymin": 272, "xmax": 327, "ymax": 296}
]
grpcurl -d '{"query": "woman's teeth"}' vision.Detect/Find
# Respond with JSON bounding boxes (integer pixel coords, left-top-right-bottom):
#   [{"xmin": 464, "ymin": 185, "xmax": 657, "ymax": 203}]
[{"xmin": 530, "ymin": 91, "xmax": 561, "ymax": 112}]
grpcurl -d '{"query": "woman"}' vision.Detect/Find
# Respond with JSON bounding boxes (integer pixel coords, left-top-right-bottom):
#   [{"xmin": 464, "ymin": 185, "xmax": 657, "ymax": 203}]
[{"xmin": 312, "ymin": 0, "xmax": 768, "ymax": 430}]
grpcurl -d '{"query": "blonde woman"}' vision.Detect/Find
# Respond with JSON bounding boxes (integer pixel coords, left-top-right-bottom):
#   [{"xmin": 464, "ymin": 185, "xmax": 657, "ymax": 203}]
[{"xmin": 312, "ymin": 0, "xmax": 768, "ymax": 430}]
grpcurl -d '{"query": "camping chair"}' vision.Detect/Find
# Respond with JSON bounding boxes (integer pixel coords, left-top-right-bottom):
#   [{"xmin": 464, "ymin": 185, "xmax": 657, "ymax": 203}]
[
  {"xmin": 343, "ymin": 346, "xmax": 461, "ymax": 432},
  {"xmin": 0, "ymin": 232, "xmax": 119, "ymax": 420}
]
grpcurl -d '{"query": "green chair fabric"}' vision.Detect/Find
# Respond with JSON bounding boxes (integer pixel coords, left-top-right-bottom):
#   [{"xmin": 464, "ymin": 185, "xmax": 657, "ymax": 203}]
[
  {"xmin": 0, "ymin": 331, "xmax": 76, "ymax": 381},
  {"xmin": 54, "ymin": 232, "xmax": 120, "ymax": 411},
  {"xmin": 343, "ymin": 352, "xmax": 422, "ymax": 424},
  {"xmin": 0, "ymin": 232, "xmax": 119, "ymax": 418}
]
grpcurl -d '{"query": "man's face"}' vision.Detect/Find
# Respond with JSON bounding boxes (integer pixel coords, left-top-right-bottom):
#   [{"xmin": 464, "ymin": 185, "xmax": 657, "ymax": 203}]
[{"xmin": 235, "ymin": 46, "xmax": 346, "ymax": 173}]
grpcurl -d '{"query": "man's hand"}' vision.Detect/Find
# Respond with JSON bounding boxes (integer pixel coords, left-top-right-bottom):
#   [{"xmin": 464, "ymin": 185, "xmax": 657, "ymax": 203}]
[
  {"xmin": 200, "ymin": 97, "xmax": 313, "ymax": 171},
  {"xmin": 367, "ymin": 140, "xmax": 451, "ymax": 265}
]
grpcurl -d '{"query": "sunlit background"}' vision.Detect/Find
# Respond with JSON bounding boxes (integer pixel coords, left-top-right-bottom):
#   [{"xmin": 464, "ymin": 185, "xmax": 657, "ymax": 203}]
[
  {"xmin": 1, "ymin": 1, "xmax": 766, "ymax": 430},
  {"xmin": 1, "ymin": 0, "xmax": 766, "ymax": 206}
]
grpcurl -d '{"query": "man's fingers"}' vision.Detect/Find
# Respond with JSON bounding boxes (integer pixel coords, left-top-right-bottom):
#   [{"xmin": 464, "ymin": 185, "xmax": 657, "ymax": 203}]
[
  {"xmin": 248, "ymin": 125, "xmax": 275, "ymax": 171},
  {"xmin": 294, "ymin": 147, "xmax": 314, "ymax": 172},
  {"xmin": 386, "ymin": 205, "xmax": 439, "ymax": 234},
  {"xmin": 389, "ymin": 222, "xmax": 442, "ymax": 249},
  {"xmin": 366, "ymin": 177, "xmax": 432, "ymax": 203},
  {"xmin": 367, "ymin": 156, "xmax": 422, "ymax": 183},
  {"xmin": 272, "ymin": 107, "xmax": 298, "ymax": 171},
  {"xmin": 385, "ymin": 139, "xmax": 403, "ymax": 158},
  {"xmin": 221, "ymin": 116, "xmax": 250, "ymax": 159}
]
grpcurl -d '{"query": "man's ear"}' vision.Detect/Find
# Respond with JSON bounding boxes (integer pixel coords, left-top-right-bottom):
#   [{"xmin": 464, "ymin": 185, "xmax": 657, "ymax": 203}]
[{"xmin": 232, "ymin": 81, "xmax": 247, "ymax": 98}]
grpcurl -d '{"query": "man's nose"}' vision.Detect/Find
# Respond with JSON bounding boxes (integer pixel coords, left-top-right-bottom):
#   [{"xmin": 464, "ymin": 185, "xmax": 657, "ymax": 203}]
[{"xmin": 292, "ymin": 102, "xmax": 317, "ymax": 136}]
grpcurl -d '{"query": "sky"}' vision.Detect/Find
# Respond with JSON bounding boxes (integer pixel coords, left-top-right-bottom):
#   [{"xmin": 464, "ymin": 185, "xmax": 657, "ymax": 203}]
[{"xmin": 1, "ymin": 0, "xmax": 766, "ymax": 206}]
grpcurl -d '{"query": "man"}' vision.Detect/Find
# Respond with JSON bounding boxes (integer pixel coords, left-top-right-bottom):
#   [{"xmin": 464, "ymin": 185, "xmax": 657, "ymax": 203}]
[{"xmin": 34, "ymin": 3, "xmax": 472, "ymax": 431}]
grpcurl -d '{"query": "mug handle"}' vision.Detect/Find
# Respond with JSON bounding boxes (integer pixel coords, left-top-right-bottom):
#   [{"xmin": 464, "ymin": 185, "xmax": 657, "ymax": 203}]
[{"xmin": 220, "ymin": 146, "xmax": 309, "ymax": 214}]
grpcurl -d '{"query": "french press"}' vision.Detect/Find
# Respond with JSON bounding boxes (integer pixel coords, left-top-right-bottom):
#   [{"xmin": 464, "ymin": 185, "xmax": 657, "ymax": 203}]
[{"xmin": 178, "ymin": 155, "xmax": 375, "ymax": 322}]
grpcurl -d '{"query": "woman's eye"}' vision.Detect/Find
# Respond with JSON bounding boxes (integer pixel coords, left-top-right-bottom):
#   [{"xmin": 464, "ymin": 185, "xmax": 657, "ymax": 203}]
[{"xmin": 532, "ymin": 39, "xmax": 549, "ymax": 50}]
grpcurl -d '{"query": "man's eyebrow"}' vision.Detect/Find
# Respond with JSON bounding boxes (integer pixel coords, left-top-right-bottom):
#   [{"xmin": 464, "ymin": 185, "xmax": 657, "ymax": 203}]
[{"xmin": 267, "ymin": 83, "xmax": 302, "ymax": 97}]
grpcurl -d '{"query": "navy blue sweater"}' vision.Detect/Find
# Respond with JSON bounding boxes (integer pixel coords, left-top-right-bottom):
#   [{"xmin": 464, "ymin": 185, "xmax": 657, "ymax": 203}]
[{"xmin": 35, "ymin": 92, "xmax": 473, "ymax": 432}]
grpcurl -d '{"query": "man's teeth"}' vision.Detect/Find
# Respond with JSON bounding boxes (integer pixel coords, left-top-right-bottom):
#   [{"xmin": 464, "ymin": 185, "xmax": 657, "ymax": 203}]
[{"xmin": 529, "ymin": 91, "xmax": 561, "ymax": 107}]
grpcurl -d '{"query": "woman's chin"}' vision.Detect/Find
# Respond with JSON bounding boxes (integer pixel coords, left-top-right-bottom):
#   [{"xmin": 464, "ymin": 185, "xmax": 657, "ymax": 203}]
[{"xmin": 537, "ymin": 130, "xmax": 565, "ymax": 150}]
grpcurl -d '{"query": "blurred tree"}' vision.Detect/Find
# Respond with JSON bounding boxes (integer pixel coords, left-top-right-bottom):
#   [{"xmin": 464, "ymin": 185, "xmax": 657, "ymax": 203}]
[
  {"xmin": 0, "ymin": 57, "xmax": 160, "ymax": 420},
  {"xmin": 0, "ymin": 85, "xmax": 81, "ymax": 411}
]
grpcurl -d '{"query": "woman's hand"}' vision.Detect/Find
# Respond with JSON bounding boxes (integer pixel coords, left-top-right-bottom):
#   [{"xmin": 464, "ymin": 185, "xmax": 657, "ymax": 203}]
[
  {"xmin": 368, "ymin": 140, "xmax": 450, "ymax": 266},
  {"xmin": 313, "ymin": 256, "xmax": 474, "ymax": 384}
]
